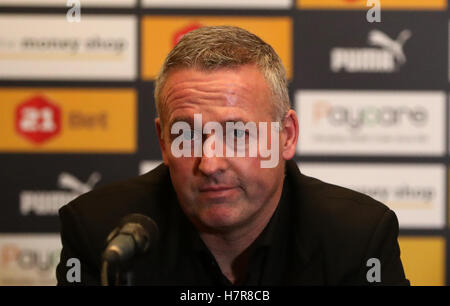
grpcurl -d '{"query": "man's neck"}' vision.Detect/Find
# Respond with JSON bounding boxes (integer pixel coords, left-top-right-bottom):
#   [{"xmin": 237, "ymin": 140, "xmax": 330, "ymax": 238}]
[{"xmin": 198, "ymin": 181, "xmax": 284, "ymax": 284}]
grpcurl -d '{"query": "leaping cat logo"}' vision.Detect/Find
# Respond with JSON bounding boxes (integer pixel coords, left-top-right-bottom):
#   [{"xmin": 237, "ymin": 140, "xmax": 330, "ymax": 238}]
[
  {"xmin": 58, "ymin": 172, "xmax": 101, "ymax": 194},
  {"xmin": 368, "ymin": 29, "xmax": 412, "ymax": 65}
]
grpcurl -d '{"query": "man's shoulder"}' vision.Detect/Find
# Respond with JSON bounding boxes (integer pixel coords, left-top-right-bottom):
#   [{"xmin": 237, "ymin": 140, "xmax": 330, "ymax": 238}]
[
  {"xmin": 58, "ymin": 163, "xmax": 172, "ymax": 243},
  {"xmin": 298, "ymin": 169, "xmax": 390, "ymax": 220},
  {"xmin": 287, "ymin": 161, "xmax": 395, "ymax": 254},
  {"xmin": 289, "ymin": 161, "xmax": 390, "ymax": 219},
  {"xmin": 286, "ymin": 161, "xmax": 406, "ymax": 285},
  {"xmin": 63, "ymin": 163, "xmax": 169, "ymax": 211}
]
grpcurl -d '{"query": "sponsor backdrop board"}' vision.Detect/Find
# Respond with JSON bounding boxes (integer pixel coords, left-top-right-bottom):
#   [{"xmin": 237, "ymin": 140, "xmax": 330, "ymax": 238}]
[
  {"xmin": 0, "ymin": 234, "xmax": 61, "ymax": 286},
  {"xmin": 296, "ymin": 90, "xmax": 446, "ymax": 156},
  {"xmin": 0, "ymin": 154, "xmax": 140, "ymax": 232},
  {"xmin": 297, "ymin": 0, "xmax": 447, "ymax": 10},
  {"xmin": 142, "ymin": 0, "xmax": 292, "ymax": 9},
  {"xmin": 0, "ymin": 1, "xmax": 449, "ymax": 286},
  {"xmin": 139, "ymin": 160, "xmax": 162, "ymax": 175},
  {"xmin": 398, "ymin": 237, "xmax": 446, "ymax": 286},
  {"xmin": 0, "ymin": 15, "xmax": 137, "ymax": 80},
  {"xmin": 0, "ymin": 0, "xmax": 137, "ymax": 7},
  {"xmin": 0, "ymin": 88, "xmax": 136, "ymax": 153},
  {"xmin": 298, "ymin": 163, "xmax": 446, "ymax": 229},
  {"xmin": 294, "ymin": 11, "xmax": 447, "ymax": 89}
]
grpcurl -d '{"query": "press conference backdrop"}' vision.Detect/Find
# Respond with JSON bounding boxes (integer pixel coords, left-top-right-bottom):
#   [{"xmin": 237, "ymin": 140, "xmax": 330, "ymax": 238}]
[{"xmin": 0, "ymin": 0, "xmax": 448, "ymax": 286}]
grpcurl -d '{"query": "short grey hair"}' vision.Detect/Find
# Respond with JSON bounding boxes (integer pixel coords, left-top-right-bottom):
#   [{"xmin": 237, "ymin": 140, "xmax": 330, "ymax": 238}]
[{"xmin": 154, "ymin": 25, "xmax": 290, "ymax": 128}]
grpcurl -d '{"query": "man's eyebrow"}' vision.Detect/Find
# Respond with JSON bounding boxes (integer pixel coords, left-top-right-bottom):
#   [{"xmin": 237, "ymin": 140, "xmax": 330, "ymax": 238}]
[
  {"xmin": 222, "ymin": 118, "xmax": 250, "ymax": 124},
  {"xmin": 168, "ymin": 116, "xmax": 196, "ymax": 131},
  {"xmin": 168, "ymin": 116, "xmax": 251, "ymax": 128}
]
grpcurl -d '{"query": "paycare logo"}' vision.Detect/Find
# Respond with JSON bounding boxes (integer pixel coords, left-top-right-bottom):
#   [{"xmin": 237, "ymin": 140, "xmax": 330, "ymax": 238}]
[
  {"xmin": 312, "ymin": 100, "xmax": 427, "ymax": 130},
  {"xmin": 0, "ymin": 243, "xmax": 60, "ymax": 275},
  {"xmin": 170, "ymin": 114, "xmax": 280, "ymax": 168},
  {"xmin": 330, "ymin": 29, "xmax": 412, "ymax": 73},
  {"xmin": 20, "ymin": 172, "xmax": 101, "ymax": 216}
]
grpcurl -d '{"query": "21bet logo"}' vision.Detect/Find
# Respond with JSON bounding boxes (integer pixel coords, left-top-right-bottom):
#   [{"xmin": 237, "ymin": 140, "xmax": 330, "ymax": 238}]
[{"xmin": 15, "ymin": 95, "xmax": 61, "ymax": 145}]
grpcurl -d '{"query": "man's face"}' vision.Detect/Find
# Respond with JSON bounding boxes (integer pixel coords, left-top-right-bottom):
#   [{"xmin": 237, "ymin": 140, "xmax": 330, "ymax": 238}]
[{"xmin": 156, "ymin": 64, "xmax": 292, "ymax": 232}]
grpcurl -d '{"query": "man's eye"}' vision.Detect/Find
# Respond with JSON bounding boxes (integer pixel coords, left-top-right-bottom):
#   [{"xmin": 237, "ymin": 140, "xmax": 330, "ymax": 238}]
[
  {"xmin": 183, "ymin": 130, "xmax": 201, "ymax": 141},
  {"xmin": 234, "ymin": 129, "xmax": 246, "ymax": 138}
]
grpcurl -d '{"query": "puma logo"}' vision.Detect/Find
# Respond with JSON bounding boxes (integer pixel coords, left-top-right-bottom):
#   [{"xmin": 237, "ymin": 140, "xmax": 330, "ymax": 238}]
[
  {"xmin": 58, "ymin": 172, "xmax": 101, "ymax": 194},
  {"xmin": 368, "ymin": 29, "xmax": 412, "ymax": 65}
]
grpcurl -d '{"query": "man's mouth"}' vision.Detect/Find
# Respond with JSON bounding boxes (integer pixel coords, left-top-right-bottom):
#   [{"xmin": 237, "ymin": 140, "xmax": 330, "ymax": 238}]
[
  {"xmin": 199, "ymin": 185, "xmax": 237, "ymax": 192},
  {"xmin": 198, "ymin": 184, "xmax": 241, "ymax": 200}
]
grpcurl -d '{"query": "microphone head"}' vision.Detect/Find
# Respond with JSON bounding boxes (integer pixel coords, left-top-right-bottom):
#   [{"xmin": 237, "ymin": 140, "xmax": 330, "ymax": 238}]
[
  {"xmin": 104, "ymin": 213, "xmax": 160, "ymax": 265},
  {"xmin": 117, "ymin": 213, "xmax": 159, "ymax": 253}
]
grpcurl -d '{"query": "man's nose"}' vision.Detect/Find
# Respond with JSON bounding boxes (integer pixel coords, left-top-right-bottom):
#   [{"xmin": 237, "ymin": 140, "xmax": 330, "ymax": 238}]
[
  {"xmin": 198, "ymin": 154, "xmax": 228, "ymax": 177},
  {"xmin": 197, "ymin": 135, "xmax": 228, "ymax": 176}
]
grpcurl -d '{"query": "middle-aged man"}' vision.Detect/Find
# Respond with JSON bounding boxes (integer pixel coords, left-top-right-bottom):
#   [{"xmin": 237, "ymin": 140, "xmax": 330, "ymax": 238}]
[{"xmin": 56, "ymin": 26, "xmax": 409, "ymax": 285}]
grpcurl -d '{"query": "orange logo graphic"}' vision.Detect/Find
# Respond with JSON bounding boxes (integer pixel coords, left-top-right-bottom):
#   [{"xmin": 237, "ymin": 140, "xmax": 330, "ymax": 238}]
[
  {"xmin": 173, "ymin": 23, "xmax": 203, "ymax": 47},
  {"xmin": 15, "ymin": 96, "xmax": 61, "ymax": 145}
]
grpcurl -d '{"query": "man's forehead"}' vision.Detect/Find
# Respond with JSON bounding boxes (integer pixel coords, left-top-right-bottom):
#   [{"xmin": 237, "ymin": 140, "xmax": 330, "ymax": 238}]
[
  {"xmin": 164, "ymin": 69, "xmax": 252, "ymax": 101},
  {"xmin": 160, "ymin": 65, "xmax": 274, "ymax": 126},
  {"xmin": 165, "ymin": 65, "xmax": 261, "ymax": 82}
]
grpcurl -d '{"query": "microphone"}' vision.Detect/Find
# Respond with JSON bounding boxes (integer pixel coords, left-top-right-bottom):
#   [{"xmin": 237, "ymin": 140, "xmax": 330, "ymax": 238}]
[{"xmin": 102, "ymin": 213, "xmax": 159, "ymax": 271}]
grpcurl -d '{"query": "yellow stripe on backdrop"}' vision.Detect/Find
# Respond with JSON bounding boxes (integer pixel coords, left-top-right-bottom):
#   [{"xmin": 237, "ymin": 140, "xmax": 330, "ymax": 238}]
[
  {"xmin": 297, "ymin": 0, "xmax": 447, "ymax": 10},
  {"xmin": 0, "ymin": 88, "xmax": 136, "ymax": 153},
  {"xmin": 398, "ymin": 236, "xmax": 446, "ymax": 286},
  {"xmin": 141, "ymin": 16, "xmax": 292, "ymax": 80}
]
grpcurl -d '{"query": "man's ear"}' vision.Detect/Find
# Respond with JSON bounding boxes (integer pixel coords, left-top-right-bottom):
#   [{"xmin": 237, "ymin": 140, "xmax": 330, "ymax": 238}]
[
  {"xmin": 280, "ymin": 109, "xmax": 299, "ymax": 161},
  {"xmin": 155, "ymin": 118, "xmax": 169, "ymax": 165}
]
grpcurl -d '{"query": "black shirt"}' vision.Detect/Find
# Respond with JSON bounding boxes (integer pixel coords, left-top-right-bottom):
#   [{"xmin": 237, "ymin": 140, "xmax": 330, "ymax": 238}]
[
  {"xmin": 184, "ymin": 178, "xmax": 292, "ymax": 286},
  {"xmin": 124, "ymin": 176, "xmax": 292, "ymax": 286}
]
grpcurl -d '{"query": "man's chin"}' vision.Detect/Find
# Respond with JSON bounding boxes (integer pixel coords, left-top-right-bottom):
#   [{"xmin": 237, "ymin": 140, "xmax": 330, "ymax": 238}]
[{"xmin": 198, "ymin": 205, "xmax": 244, "ymax": 231}]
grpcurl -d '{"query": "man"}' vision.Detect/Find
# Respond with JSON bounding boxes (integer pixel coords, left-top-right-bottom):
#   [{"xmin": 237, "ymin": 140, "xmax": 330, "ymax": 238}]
[{"xmin": 56, "ymin": 26, "xmax": 409, "ymax": 285}]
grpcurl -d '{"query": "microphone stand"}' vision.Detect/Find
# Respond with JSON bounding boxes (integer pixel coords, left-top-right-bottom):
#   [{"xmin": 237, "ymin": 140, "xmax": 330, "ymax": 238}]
[{"xmin": 101, "ymin": 259, "xmax": 134, "ymax": 286}]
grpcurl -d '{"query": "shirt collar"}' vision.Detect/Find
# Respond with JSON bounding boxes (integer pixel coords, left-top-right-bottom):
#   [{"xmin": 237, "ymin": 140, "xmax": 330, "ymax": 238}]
[
  {"xmin": 183, "ymin": 174, "xmax": 291, "ymax": 254},
  {"xmin": 251, "ymin": 176, "xmax": 290, "ymax": 250}
]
